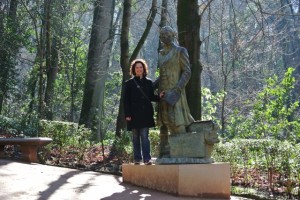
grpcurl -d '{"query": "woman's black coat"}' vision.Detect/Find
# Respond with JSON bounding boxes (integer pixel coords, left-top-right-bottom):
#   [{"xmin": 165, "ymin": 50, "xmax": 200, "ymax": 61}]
[{"xmin": 124, "ymin": 76, "xmax": 160, "ymax": 131}]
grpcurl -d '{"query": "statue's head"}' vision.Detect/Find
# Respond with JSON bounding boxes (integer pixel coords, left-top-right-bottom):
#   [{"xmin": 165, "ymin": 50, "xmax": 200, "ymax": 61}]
[{"xmin": 159, "ymin": 26, "xmax": 177, "ymax": 45}]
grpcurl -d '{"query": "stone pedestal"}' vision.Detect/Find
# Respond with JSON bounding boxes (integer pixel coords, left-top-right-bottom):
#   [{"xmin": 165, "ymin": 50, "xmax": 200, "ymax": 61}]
[
  {"xmin": 156, "ymin": 121, "xmax": 220, "ymax": 164},
  {"xmin": 122, "ymin": 163, "xmax": 230, "ymax": 199}
]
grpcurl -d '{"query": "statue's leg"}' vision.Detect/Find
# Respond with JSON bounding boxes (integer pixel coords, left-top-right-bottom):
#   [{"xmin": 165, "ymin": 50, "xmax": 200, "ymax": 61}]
[{"xmin": 159, "ymin": 124, "xmax": 170, "ymax": 158}]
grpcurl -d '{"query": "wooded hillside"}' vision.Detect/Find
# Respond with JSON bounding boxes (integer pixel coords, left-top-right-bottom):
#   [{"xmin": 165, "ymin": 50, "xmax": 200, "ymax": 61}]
[{"xmin": 0, "ymin": 0, "xmax": 299, "ymax": 141}]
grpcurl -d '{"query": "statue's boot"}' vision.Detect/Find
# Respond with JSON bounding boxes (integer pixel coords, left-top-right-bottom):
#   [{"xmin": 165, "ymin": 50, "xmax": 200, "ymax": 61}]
[{"xmin": 158, "ymin": 125, "xmax": 170, "ymax": 158}]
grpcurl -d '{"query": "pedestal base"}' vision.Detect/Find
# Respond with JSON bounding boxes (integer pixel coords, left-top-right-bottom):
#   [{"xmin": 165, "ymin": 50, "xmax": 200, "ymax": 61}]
[{"xmin": 122, "ymin": 163, "xmax": 230, "ymax": 199}]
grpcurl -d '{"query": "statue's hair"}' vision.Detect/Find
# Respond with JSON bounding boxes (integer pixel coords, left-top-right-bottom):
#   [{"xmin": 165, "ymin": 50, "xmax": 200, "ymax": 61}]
[
  {"xmin": 160, "ymin": 26, "xmax": 177, "ymax": 38},
  {"xmin": 160, "ymin": 26, "xmax": 179, "ymax": 45}
]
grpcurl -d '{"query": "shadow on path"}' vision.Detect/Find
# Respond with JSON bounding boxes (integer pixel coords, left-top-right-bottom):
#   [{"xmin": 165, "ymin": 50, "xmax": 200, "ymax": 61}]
[
  {"xmin": 37, "ymin": 170, "xmax": 83, "ymax": 200},
  {"xmin": 102, "ymin": 182, "xmax": 199, "ymax": 200}
]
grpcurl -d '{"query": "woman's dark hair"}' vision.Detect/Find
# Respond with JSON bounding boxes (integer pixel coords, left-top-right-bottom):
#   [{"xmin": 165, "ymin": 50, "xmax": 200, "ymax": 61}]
[{"xmin": 130, "ymin": 59, "xmax": 149, "ymax": 77}]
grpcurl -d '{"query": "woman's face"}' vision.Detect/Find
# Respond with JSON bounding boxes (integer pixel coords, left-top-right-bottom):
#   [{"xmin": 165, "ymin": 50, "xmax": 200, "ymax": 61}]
[{"xmin": 134, "ymin": 63, "xmax": 144, "ymax": 77}]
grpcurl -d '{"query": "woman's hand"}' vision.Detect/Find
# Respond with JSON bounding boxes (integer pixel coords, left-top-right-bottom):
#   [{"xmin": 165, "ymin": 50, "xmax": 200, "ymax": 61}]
[
  {"xmin": 159, "ymin": 91, "xmax": 165, "ymax": 98},
  {"xmin": 125, "ymin": 116, "xmax": 132, "ymax": 121}
]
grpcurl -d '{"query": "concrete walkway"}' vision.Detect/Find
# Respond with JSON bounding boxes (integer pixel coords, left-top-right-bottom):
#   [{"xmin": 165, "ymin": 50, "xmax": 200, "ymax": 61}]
[{"xmin": 0, "ymin": 159, "xmax": 251, "ymax": 200}]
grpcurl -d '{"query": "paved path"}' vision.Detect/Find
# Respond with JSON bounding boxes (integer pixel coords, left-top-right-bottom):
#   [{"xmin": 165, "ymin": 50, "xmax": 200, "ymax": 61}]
[{"xmin": 0, "ymin": 159, "xmax": 251, "ymax": 200}]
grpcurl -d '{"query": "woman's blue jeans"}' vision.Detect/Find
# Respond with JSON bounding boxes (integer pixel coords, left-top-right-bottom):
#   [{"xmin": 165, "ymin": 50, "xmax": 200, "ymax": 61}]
[{"xmin": 132, "ymin": 128, "xmax": 151, "ymax": 162}]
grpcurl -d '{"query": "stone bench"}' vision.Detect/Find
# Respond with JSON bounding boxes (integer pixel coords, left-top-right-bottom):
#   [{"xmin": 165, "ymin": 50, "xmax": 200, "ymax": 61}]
[{"xmin": 0, "ymin": 137, "xmax": 52, "ymax": 163}]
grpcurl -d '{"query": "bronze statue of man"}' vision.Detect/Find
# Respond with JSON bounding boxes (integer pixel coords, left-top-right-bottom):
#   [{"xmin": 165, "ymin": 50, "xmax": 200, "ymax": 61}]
[{"xmin": 157, "ymin": 26, "xmax": 194, "ymax": 157}]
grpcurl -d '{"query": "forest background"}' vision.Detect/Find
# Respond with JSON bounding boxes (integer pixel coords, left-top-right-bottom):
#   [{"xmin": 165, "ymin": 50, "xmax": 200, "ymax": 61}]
[{"xmin": 0, "ymin": 0, "xmax": 300, "ymax": 199}]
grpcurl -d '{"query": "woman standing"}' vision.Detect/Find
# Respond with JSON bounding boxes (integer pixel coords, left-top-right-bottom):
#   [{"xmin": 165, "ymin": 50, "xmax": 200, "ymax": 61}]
[{"xmin": 124, "ymin": 59, "xmax": 162, "ymax": 165}]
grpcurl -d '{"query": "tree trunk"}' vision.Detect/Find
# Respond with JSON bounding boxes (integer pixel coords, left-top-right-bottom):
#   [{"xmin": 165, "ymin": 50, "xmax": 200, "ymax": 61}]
[
  {"xmin": 177, "ymin": 0, "xmax": 202, "ymax": 120},
  {"xmin": 158, "ymin": 0, "xmax": 168, "ymax": 52},
  {"xmin": 70, "ymin": 43, "xmax": 77, "ymax": 122},
  {"xmin": 37, "ymin": 0, "xmax": 51, "ymax": 117},
  {"xmin": 0, "ymin": 0, "xmax": 19, "ymax": 114},
  {"xmin": 160, "ymin": 0, "xmax": 168, "ymax": 27},
  {"xmin": 0, "ymin": 6, "xmax": 4, "ymax": 113},
  {"xmin": 45, "ymin": 37, "xmax": 59, "ymax": 120},
  {"xmin": 19, "ymin": 0, "xmax": 44, "ymax": 116},
  {"xmin": 115, "ymin": 0, "xmax": 158, "ymax": 136},
  {"xmin": 79, "ymin": 0, "xmax": 115, "ymax": 141},
  {"xmin": 277, "ymin": 0, "xmax": 300, "ymax": 121},
  {"xmin": 44, "ymin": 0, "xmax": 56, "ymax": 120},
  {"xmin": 130, "ymin": 0, "xmax": 157, "ymax": 60},
  {"xmin": 115, "ymin": 0, "xmax": 132, "ymax": 137}
]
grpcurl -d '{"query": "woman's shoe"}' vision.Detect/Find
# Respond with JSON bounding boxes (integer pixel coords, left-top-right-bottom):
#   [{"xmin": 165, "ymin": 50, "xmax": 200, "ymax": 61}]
[
  {"xmin": 144, "ymin": 161, "xmax": 152, "ymax": 165},
  {"xmin": 134, "ymin": 161, "xmax": 140, "ymax": 165}
]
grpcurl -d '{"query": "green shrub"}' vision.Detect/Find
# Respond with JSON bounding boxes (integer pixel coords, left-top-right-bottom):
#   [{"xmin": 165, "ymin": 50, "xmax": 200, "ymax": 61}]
[
  {"xmin": 0, "ymin": 115, "xmax": 19, "ymax": 136},
  {"xmin": 0, "ymin": 114, "xmax": 39, "ymax": 137},
  {"xmin": 38, "ymin": 120, "xmax": 92, "ymax": 164},
  {"xmin": 149, "ymin": 129, "xmax": 160, "ymax": 157},
  {"xmin": 226, "ymin": 67, "xmax": 300, "ymax": 142},
  {"xmin": 39, "ymin": 120, "xmax": 92, "ymax": 147},
  {"xmin": 213, "ymin": 139, "xmax": 300, "ymax": 196},
  {"xmin": 108, "ymin": 130, "xmax": 133, "ymax": 162}
]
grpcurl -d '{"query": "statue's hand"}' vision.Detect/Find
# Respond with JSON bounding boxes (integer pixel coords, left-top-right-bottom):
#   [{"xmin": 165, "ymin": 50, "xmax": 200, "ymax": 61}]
[{"xmin": 163, "ymin": 89, "xmax": 180, "ymax": 106}]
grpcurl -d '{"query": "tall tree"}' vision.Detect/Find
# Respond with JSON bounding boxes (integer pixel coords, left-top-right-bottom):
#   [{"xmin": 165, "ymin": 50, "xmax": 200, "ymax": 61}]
[
  {"xmin": 158, "ymin": 0, "xmax": 168, "ymax": 51},
  {"xmin": 0, "ymin": 0, "xmax": 19, "ymax": 114},
  {"xmin": 43, "ymin": 0, "xmax": 56, "ymax": 120},
  {"xmin": 79, "ymin": 0, "xmax": 115, "ymax": 140},
  {"xmin": 115, "ymin": 0, "xmax": 157, "ymax": 136},
  {"xmin": 115, "ymin": 0, "xmax": 132, "ymax": 136},
  {"xmin": 177, "ymin": 0, "xmax": 214, "ymax": 120},
  {"xmin": 21, "ymin": 0, "xmax": 48, "ymax": 117},
  {"xmin": 177, "ymin": 1, "xmax": 202, "ymax": 120},
  {"xmin": 276, "ymin": 0, "xmax": 300, "ymax": 120},
  {"xmin": 43, "ymin": 1, "xmax": 69, "ymax": 120},
  {"xmin": 130, "ymin": 0, "xmax": 157, "ymax": 60}
]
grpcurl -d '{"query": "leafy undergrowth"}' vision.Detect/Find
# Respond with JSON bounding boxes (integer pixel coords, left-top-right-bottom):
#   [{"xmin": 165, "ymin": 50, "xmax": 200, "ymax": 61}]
[
  {"xmin": 40, "ymin": 145, "xmax": 127, "ymax": 176},
  {"xmin": 231, "ymin": 168, "xmax": 300, "ymax": 199},
  {"xmin": 0, "ymin": 132, "xmax": 127, "ymax": 176},
  {"xmin": 3, "ymin": 145, "xmax": 128, "ymax": 176}
]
